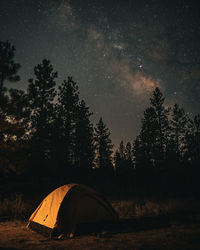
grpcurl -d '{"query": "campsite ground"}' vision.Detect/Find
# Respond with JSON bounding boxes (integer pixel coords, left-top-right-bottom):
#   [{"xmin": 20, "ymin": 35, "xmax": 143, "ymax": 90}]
[
  {"xmin": 0, "ymin": 219, "xmax": 200, "ymax": 250},
  {"xmin": 1, "ymin": 184, "xmax": 200, "ymax": 249}
]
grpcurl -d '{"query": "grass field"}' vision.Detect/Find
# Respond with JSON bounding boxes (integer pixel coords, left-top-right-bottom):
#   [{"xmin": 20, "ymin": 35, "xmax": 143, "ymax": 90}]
[{"xmin": 1, "ymin": 193, "xmax": 200, "ymax": 220}]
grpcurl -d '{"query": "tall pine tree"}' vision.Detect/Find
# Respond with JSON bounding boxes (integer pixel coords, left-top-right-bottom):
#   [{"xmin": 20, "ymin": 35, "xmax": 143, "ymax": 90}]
[
  {"xmin": 134, "ymin": 88, "xmax": 169, "ymax": 167},
  {"xmin": 73, "ymin": 100, "xmax": 94, "ymax": 169},
  {"xmin": 52, "ymin": 76, "xmax": 79, "ymax": 169},
  {"xmin": 94, "ymin": 118, "xmax": 113, "ymax": 172},
  {"xmin": 150, "ymin": 87, "xmax": 169, "ymax": 162},
  {"xmin": 0, "ymin": 88, "xmax": 28, "ymax": 178},
  {"xmin": 168, "ymin": 103, "xmax": 188, "ymax": 162},
  {"xmin": 0, "ymin": 40, "xmax": 20, "ymax": 98},
  {"xmin": 27, "ymin": 59, "xmax": 57, "ymax": 171},
  {"xmin": 186, "ymin": 114, "xmax": 200, "ymax": 165}
]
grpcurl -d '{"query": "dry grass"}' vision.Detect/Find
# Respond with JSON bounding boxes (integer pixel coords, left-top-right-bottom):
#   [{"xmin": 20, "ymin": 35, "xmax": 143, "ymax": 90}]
[
  {"xmin": 112, "ymin": 198, "xmax": 200, "ymax": 219},
  {"xmin": 0, "ymin": 193, "xmax": 200, "ymax": 222},
  {"xmin": 0, "ymin": 193, "xmax": 32, "ymax": 219}
]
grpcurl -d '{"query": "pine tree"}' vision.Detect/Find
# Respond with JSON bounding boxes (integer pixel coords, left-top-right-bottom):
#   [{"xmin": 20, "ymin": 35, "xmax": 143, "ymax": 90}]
[
  {"xmin": 114, "ymin": 141, "xmax": 125, "ymax": 175},
  {"xmin": 135, "ymin": 107, "xmax": 158, "ymax": 167},
  {"xmin": 0, "ymin": 40, "xmax": 22, "ymax": 177},
  {"xmin": 27, "ymin": 59, "xmax": 57, "ymax": 169},
  {"xmin": 73, "ymin": 100, "xmax": 95, "ymax": 169},
  {"xmin": 150, "ymin": 87, "xmax": 169, "ymax": 162},
  {"xmin": 0, "ymin": 88, "xmax": 28, "ymax": 178},
  {"xmin": 186, "ymin": 114, "xmax": 200, "ymax": 165},
  {"xmin": 119, "ymin": 140, "xmax": 125, "ymax": 160},
  {"xmin": 133, "ymin": 136, "xmax": 145, "ymax": 168},
  {"xmin": 114, "ymin": 150, "xmax": 121, "ymax": 172},
  {"xmin": 6, "ymin": 88, "xmax": 28, "ymax": 140},
  {"xmin": 168, "ymin": 103, "xmax": 188, "ymax": 162},
  {"xmin": 125, "ymin": 141, "xmax": 133, "ymax": 168},
  {"xmin": 94, "ymin": 118, "xmax": 113, "ymax": 171},
  {"xmin": 115, "ymin": 140, "xmax": 133, "ymax": 174},
  {"xmin": 134, "ymin": 88, "xmax": 169, "ymax": 167},
  {"xmin": 53, "ymin": 76, "xmax": 79, "ymax": 168},
  {"xmin": 0, "ymin": 40, "xmax": 20, "ymax": 98}
]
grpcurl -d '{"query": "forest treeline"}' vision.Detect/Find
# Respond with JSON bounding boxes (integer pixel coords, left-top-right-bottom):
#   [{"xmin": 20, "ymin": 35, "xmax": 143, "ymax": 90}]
[{"xmin": 0, "ymin": 40, "xmax": 200, "ymax": 196}]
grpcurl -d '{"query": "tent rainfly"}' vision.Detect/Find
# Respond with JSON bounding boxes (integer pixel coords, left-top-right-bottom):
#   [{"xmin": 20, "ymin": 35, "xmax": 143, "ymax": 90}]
[{"xmin": 27, "ymin": 184, "xmax": 118, "ymax": 237}]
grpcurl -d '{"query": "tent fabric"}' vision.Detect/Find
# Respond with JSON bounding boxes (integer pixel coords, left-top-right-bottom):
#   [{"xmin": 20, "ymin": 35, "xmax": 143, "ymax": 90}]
[{"xmin": 28, "ymin": 184, "xmax": 118, "ymax": 235}]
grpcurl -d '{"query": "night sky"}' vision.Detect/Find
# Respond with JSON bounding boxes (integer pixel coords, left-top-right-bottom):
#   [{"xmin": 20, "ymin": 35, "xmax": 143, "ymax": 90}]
[{"xmin": 0, "ymin": 0, "xmax": 200, "ymax": 146}]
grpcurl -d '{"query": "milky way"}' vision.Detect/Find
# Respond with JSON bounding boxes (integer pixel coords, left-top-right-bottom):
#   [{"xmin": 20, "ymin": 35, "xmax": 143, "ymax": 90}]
[{"xmin": 0, "ymin": 0, "xmax": 200, "ymax": 146}]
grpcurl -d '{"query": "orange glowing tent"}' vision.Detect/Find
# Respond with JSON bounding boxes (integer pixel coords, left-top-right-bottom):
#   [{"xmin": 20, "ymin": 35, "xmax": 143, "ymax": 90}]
[{"xmin": 27, "ymin": 184, "xmax": 118, "ymax": 237}]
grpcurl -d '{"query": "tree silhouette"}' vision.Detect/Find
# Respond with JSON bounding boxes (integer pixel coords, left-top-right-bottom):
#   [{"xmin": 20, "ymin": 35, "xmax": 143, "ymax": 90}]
[
  {"xmin": 6, "ymin": 89, "xmax": 28, "ymax": 140},
  {"xmin": 150, "ymin": 87, "xmax": 169, "ymax": 162},
  {"xmin": 94, "ymin": 118, "xmax": 113, "ymax": 171},
  {"xmin": 133, "ymin": 135, "xmax": 146, "ymax": 168},
  {"xmin": 114, "ymin": 150, "xmax": 121, "ymax": 172},
  {"xmin": 0, "ymin": 88, "xmax": 28, "ymax": 178},
  {"xmin": 0, "ymin": 40, "xmax": 20, "ymax": 98},
  {"xmin": 27, "ymin": 59, "xmax": 57, "ymax": 171},
  {"xmin": 53, "ymin": 76, "xmax": 79, "ymax": 169},
  {"xmin": 0, "ymin": 40, "xmax": 22, "ymax": 177},
  {"xmin": 186, "ymin": 114, "xmax": 200, "ymax": 165},
  {"xmin": 114, "ymin": 141, "xmax": 125, "ymax": 175},
  {"xmin": 135, "ymin": 107, "xmax": 158, "ymax": 167},
  {"xmin": 125, "ymin": 141, "xmax": 133, "ymax": 169},
  {"xmin": 168, "ymin": 103, "xmax": 188, "ymax": 162},
  {"xmin": 73, "ymin": 100, "xmax": 95, "ymax": 169},
  {"xmin": 114, "ymin": 141, "xmax": 133, "ymax": 176},
  {"xmin": 119, "ymin": 141, "xmax": 125, "ymax": 160},
  {"xmin": 134, "ymin": 88, "xmax": 169, "ymax": 167}
]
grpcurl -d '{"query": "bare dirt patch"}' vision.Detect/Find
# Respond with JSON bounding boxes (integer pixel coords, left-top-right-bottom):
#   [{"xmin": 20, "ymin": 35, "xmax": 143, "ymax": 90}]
[{"xmin": 0, "ymin": 220, "xmax": 200, "ymax": 250}]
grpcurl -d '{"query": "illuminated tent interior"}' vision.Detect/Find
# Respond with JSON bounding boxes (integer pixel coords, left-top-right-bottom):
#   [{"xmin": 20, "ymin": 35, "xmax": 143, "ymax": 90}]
[{"xmin": 27, "ymin": 183, "xmax": 118, "ymax": 237}]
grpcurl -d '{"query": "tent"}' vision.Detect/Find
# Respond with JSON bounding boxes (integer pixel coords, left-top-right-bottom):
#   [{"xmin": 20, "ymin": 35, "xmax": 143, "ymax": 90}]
[{"xmin": 27, "ymin": 183, "xmax": 118, "ymax": 237}]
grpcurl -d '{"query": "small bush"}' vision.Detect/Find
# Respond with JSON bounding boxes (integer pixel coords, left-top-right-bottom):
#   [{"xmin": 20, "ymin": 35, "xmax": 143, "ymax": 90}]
[
  {"xmin": 0, "ymin": 193, "xmax": 32, "ymax": 219},
  {"xmin": 112, "ymin": 198, "xmax": 200, "ymax": 219}
]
